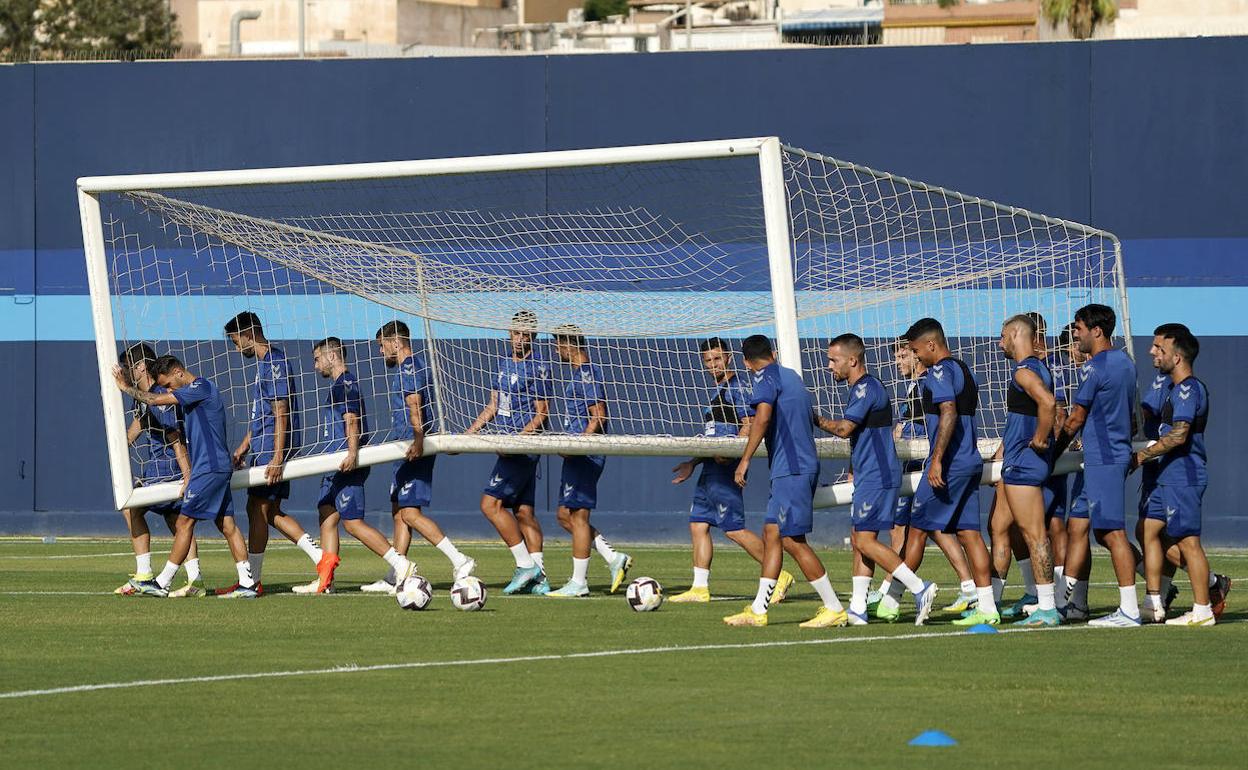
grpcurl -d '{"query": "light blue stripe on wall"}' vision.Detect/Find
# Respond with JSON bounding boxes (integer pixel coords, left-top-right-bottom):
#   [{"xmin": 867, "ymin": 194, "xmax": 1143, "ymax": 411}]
[{"xmin": 0, "ymin": 287, "xmax": 1239, "ymax": 341}]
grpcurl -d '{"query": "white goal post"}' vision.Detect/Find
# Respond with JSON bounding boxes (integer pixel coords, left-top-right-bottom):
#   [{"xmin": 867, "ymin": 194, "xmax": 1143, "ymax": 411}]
[{"xmin": 78, "ymin": 137, "xmax": 1127, "ymax": 512}]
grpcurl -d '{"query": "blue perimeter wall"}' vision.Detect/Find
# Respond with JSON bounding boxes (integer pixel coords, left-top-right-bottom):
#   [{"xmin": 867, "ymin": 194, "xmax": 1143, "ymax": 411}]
[{"xmin": 1, "ymin": 37, "xmax": 1246, "ymax": 543}]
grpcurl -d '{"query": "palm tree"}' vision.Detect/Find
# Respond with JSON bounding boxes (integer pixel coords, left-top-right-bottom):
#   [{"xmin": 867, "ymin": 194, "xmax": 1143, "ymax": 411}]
[{"xmin": 1042, "ymin": 0, "xmax": 1118, "ymax": 40}]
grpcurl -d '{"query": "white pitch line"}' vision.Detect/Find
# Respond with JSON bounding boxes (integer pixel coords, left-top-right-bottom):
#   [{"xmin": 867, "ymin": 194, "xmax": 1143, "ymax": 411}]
[{"xmin": 0, "ymin": 623, "xmax": 1102, "ymax": 701}]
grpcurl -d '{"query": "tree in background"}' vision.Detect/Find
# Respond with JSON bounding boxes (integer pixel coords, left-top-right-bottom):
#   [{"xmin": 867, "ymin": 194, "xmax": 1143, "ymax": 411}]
[
  {"xmin": 583, "ymin": 0, "xmax": 630, "ymax": 23},
  {"xmin": 1, "ymin": 0, "xmax": 179, "ymax": 61},
  {"xmin": 1042, "ymin": 0, "xmax": 1118, "ymax": 40},
  {"xmin": 0, "ymin": 0, "xmax": 40, "ymax": 60}
]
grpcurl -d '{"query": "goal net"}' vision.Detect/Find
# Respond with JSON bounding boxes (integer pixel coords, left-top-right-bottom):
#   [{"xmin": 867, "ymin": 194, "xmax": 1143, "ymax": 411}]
[{"xmin": 78, "ymin": 138, "xmax": 1126, "ymax": 511}]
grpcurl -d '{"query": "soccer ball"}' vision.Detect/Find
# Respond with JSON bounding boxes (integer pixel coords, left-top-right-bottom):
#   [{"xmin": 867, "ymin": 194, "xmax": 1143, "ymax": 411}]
[
  {"xmin": 625, "ymin": 577, "xmax": 663, "ymax": 612},
  {"xmin": 396, "ymin": 574, "xmax": 433, "ymax": 611},
  {"xmin": 450, "ymin": 576, "xmax": 487, "ymax": 612}
]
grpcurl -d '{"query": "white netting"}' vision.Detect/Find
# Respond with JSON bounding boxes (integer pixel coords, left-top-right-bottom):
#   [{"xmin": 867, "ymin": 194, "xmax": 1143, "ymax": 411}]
[{"xmin": 94, "ymin": 143, "xmax": 1124, "ymax": 486}]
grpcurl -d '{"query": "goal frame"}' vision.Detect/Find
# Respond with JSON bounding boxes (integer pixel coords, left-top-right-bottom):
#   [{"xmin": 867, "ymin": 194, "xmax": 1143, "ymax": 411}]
[{"xmin": 78, "ymin": 137, "xmax": 802, "ymax": 511}]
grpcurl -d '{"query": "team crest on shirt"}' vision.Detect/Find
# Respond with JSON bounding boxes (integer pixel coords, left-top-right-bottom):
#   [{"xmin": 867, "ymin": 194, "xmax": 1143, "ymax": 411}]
[
  {"xmin": 1081, "ymin": 363, "xmax": 1094, "ymax": 375},
  {"xmin": 931, "ymin": 366, "xmax": 944, "ymax": 381},
  {"xmin": 581, "ymin": 369, "xmax": 594, "ymax": 384},
  {"xmin": 510, "ymin": 373, "xmax": 519, "ymax": 386},
  {"xmin": 271, "ymin": 363, "xmax": 283, "ymax": 378}
]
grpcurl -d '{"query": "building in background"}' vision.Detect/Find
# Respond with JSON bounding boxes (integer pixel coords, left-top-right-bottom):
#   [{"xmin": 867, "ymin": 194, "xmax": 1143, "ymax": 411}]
[{"xmin": 174, "ymin": 0, "xmax": 1248, "ymax": 56}]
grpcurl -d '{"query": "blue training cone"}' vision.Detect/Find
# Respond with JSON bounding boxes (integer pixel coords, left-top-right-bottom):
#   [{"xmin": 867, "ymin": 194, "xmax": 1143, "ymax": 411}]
[
  {"xmin": 965, "ymin": 623, "xmax": 999, "ymax": 635},
  {"xmin": 909, "ymin": 730, "xmax": 958, "ymax": 747}
]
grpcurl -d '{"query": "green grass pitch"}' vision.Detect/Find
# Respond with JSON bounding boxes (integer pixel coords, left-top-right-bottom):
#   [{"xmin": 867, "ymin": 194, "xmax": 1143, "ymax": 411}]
[{"xmin": 1, "ymin": 537, "xmax": 1245, "ymax": 768}]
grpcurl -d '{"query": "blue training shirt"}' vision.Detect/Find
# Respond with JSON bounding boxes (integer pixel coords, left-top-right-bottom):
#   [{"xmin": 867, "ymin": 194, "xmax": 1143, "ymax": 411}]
[
  {"xmin": 701, "ymin": 374, "xmax": 753, "ymax": 482},
  {"xmin": 563, "ymin": 362, "xmax": 607, "ymax": 435},
  {"xmin": 1140, "ymin": 372, "xmax": 1173, "ymax": 488},
  {"xmin": 249, "ymin": 346, "xmax": 301, "ymax": 465},
  {"xmin": 921, "ymin": 357, "xmax": 982, "ymax": 477},
  {"xmin": 321, "ymin": 370, "xmax": 369, "ymax": 453},
  {"xmin": 895, "ymin": 379, "xmax": 926, "ymax": 441},
  {"xmin": 172, "ymin": 377, "xmax": 232, "ymax": 476},
  {"xmin": 134, "ymin": 385, "xmax": 182, "ymax": 482},
  {"xmin": 843, "ymin": 373, "xmax": 900, "ymax": 490},
  {"xmin": 390, "ymin": 353, "xmax": 435, "ymax": 439},
  {"xmin": 748, "ymin": 362, "xmax": 819, "ymax": 479},
  {"xmin": 1073, "ymin": 348, "xmax": 1136, "ymax": 466},
  {"xmin": 1003, "ymin": 356, "xmax": 1054, "ymax": 465},
  {"xmin": 492, "ymin": 351, "xmax": 553, "ymax": 433},
  {"xmin": 1157, "ymin": 376, "xmax": 1208, "ymax": 487}
]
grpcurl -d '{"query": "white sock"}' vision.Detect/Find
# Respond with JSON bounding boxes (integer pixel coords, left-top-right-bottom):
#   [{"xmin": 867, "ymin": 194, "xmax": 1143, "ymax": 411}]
[
  {"xmin": 235, "ymin": 560, "xmax": 255, "ymax": 588},
  {"xmin": 296, "ymin": 533, "xmax": 322, "ymax": 564},
  {"xmin": 1036, "ymin": 582, "xmax": 1056, "ymax": 611},
  {"xmin": 810, "ymin": 573, "xmax": 844, "ymax": 612},
  {"xmin": 1019, "ymin": 558, "xmax": 1036, "ymax": 595},
  {"xmin": 184, "ymin": 558, "xmax": 201, "ymax": 583},
  {"xmin": 382, "ymin": 549, "xmax": 412, "ymax": 577},
  {"xmin": 1193, "ymin": 603, "xmax": 1213, "ymax": 620},
  {"xmin": 1147, "ymin": 592, "xmax": 1163, "ymax": 613},
  {"xmin": 593, "ymin": 534, "xmax": 618, "ymax": 564},
  {"xmin": 1159, "ymin": 575, "xmax": 1173, "ymax": 598},
  {"xmin": 530, "ymin": 551, "xmax": 544, "ymax": 570},
  {"xmin": 751, "ymin": 578, "xmax": 777, "ymax": 615},
  {"xmin": 976, "ymin": 585, "xmax": 998, "ymax": 616},
  {"xmin": 850, "ymin": 575, "xmax": 871, "ymax": 614},
  {"xmin": 248, "ymin": 551, "xmax": 265, "ymax": 583},
  {"xmin": 509, "ymin": 543, "xmax": 535, "ymax": 569},
  {"xmin": 886, "ymin": 578, "xmax": 906, "ymax": 600},
  {"xmin": 692, "ymin": 567, "xmax": 710, "ymax": 589},
  {"xmin": 877, "ymin": 578, "xmax": 892, "ymax": 596},
  {"xmin": 136, "ymin": 552, "xmax": 152, "ymax": 575},
  {"xmin": 1054, "ymin": 565, "xmax": 1065, "ymax": 587},
  {"xmin": 1073, "ymin": 579, "xmax": 1090, "ymax": 608},
  {"xmin": 435, "ymin": 537, "xmax": 468, "ymax": 568},
  {"xmin": 960, "ymin": 579, "xmax": 976, "ymax": 596},
  {"xmin": 991, "ymin": 576, "xmax": 1005, "ymax": 605},
  {"xmin": 572, "ymin": 557, "xmax": 590, "ymax": 585},
  {"xmin": 892, "ymin": 564, "xmax": 925, "ymax": 595},
  {"xmin": 155, "ymin": 560, "xmax": 179, "ymax": 589},
  {"xmin": 1119, "ymin": 585, "xmax": 1139, "ymax": 618}
]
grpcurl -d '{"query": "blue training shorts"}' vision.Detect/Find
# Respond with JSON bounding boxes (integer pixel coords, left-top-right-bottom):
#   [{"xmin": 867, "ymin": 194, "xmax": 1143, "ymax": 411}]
[
  {"xmin": 1043, "ymin": 473, "xmax": 1068, "ymax": 523},
  {"xmin": 319, "ymin": 468, "xmax": 370, "ymax": 520},
  {"xmin": 911, "ymin": 469, "xmax": 982, "ymax": 533},
  {"xmin": 559, "ymin": 455, "xmax": 605, "ymax": 510},
  {"xmin": 689, "ymin": 472, "xmax": 746, "ymax": 532},
  {"xmin": 391, "ymin": 456, "xmax": 435, "ymax": 509},
  {"xmin": 765, "ymin": 472, "xmax": 818, "ymax": 538},
  {"xmin": 181, "ymin": 471, "xmax": 234, "ymax": 521},
  {"xmin": 852, "ymin": 486, "xmax": 900, "ymax": 533},
  {"xmin": 483, "ymin": 453, "xmax": 539, "ymax": 509},
  {"xmin": 1067, "ymin": 463, "xmax": 1127, "ymax": 531},
  {"xmin": 1147, "ymin": 484, "xmax": 1205, "ymax": 538},
  {"xmin": 1002, "ymin": 445, "xmax": 1049, "ymax": 487}
]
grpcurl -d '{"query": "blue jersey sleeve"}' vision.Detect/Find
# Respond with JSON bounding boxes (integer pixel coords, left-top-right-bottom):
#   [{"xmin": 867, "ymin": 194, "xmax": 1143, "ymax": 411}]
[
  {"xmin": 729, "ymin": 382, "xmax": 755, "ymax": 418},
  {"xmin": 1073, "ymin": 361, "xmax": 1100, "ymax": 408},
  {"xmin": 842, "ymin": 378, "xmax": 875, "ymax": 425},
  {"xmin": 1168, "ymin": 381, "xmax": 1201, "ymax": 424},
  {"xmin": 926, "ymin": 361, "xmax": 958, "ymax": 404},
  {"xmin": 173, "ymin": 380, "xmax": 209, "ymax": 409},
  {"xmin": 748, "ymin": 372, "xmax": 778, "ymax": 408},
  {"xmin": 399, "ymin": 362, "xmax": 420, "ymax": 397},
  {"xmin": 533, "ymin": 360, "xmax": 554, "ymax": 400},
  {"xmin": 343, "ymin": 378, "xmax": 362, "ymax": 416},
  {"xmin": 261, "ymin": 356, "xmax": 290, "ymax": 401},
  {"xmin": 588, "ymin": 365, "xmax": 606, "ymax": 405}
]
